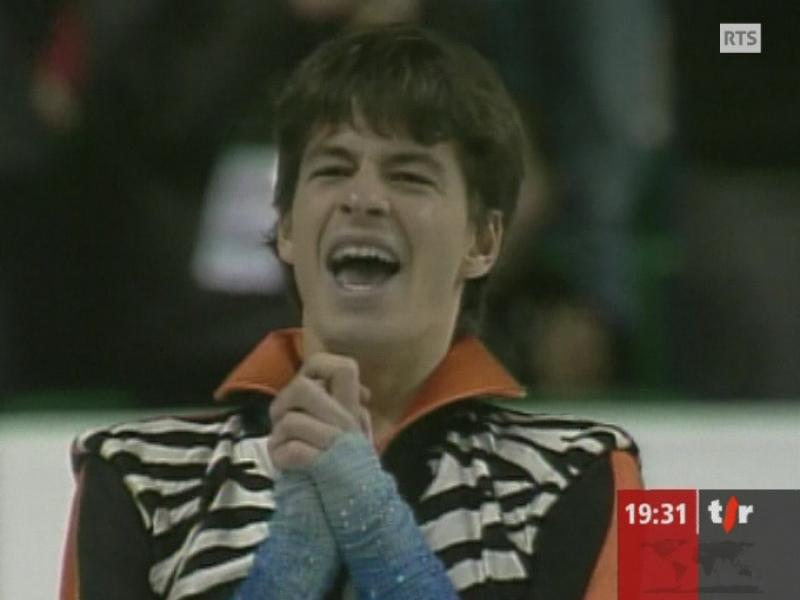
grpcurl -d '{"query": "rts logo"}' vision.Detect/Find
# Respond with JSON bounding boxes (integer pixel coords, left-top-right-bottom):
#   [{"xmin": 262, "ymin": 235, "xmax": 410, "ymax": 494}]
[
  {"xmin": 708, "ymin": 496, "xmax": 754, "ymax": 533},
  {"xmin": 720, "ymin": 23, "xmax": 761, "ymax": 54}
]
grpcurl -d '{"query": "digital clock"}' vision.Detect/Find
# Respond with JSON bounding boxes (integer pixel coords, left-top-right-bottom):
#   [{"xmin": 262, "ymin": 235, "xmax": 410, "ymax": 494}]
[
  {"xmin": 618, "ymin": 490, "xmax": 698, "ymax": 600},
  {"xmin": 624, "ymin": 501, "xmax": 687, "ymax": 525}
]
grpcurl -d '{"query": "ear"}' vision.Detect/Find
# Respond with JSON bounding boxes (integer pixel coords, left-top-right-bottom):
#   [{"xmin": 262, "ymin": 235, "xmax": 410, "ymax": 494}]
[
  {"xmin": 276, "ymin": 216, "xmax": 294, "ymax": 264},
  {"xmin": 461, "ymin": 210, "xmax": 504, "ymax": 280}
]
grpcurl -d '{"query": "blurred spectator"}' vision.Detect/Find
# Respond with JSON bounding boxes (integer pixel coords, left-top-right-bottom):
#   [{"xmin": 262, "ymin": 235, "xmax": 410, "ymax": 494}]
[
  {"xmin": 669, "ymin": 2, "xmax": 800, "ymax": 397},
  {"xmin": 1, "ymin": 0, "xmax": 77, "ymax": 397},
  {"xmin": 484, "ymin": 0, "xmax": 673, "ymax": 391},
  {"xmin": 4, "ymin": 1, "xmax": 309, "ymax": 401}
]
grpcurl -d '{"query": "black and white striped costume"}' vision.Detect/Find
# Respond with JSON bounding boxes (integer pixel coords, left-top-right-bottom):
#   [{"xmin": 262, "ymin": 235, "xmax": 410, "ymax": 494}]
[{"xmin": 62, "ymin": 332, "xmax": 642, "ymax": 600}]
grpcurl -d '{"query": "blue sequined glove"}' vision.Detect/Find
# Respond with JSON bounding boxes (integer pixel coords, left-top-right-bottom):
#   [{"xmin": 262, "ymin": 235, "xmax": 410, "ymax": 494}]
[
  {"xmin": 231, "ymin": 470, "xmax": 339, "ymax": 599},
  {"xmin": 310, "ymin": 432, "xmax": 459, "ymax": 600}
]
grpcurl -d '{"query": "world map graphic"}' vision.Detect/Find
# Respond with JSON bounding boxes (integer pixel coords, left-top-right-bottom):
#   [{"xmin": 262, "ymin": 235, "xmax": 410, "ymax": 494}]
[{"xmin": 640, "ymin": 539, "xmax": 763, "ymax": 594}]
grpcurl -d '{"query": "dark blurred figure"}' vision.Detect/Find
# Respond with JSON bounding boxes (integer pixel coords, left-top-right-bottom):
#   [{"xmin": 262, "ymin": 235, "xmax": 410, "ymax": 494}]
[
  {"xmin": 669, "ymin": 3, "xmax": 800, "ymax": 397},
  {"xmin": 2, "ymin": 1, "xmax": 318, "ymax": 402},
  {"xmin": 1, "ymin": 0, "xmax": 76, "ymax": 397},
  {"xmin": 483, "ymin": 0, "xmax": 673, "ymax": 391}
]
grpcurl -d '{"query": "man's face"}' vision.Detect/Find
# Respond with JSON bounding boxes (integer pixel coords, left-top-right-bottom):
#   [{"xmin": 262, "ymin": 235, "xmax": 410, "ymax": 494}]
[{"xmin": 277, "ymin": 121, "xmax": 499, "ymax": 350}]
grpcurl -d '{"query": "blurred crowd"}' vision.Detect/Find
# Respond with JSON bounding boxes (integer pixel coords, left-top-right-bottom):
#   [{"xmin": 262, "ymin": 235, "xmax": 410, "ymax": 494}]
[{"xmin": 2, "ymin": 0, "xmax": 798, "ymax": 407}]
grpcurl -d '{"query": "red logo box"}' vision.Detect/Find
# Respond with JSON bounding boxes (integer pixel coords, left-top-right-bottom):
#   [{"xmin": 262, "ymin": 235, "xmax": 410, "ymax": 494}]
[{"xmin": 618, "ymin": 489, "xmax": 698, "ymax": 600}]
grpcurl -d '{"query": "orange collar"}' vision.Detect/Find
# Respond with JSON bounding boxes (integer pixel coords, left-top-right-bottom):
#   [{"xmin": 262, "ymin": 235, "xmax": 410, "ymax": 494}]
[{"xmin": 214, "ymin": 328, "xmax": 525, "ymax": 451}]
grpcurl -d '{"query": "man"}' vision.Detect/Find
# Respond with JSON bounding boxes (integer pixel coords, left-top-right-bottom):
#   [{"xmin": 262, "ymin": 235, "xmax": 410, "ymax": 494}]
[{"xmin": 60, "ymin": 24, "xmax": 642, "ymax": 600}]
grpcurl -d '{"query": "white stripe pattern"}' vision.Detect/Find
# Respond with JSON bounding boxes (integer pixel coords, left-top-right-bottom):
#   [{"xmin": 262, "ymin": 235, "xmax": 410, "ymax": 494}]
[
  {"xmin": 74, "ymin": 402, "xmax": 637, "ymax": 599},
  {"xmin": 447, "ymin": 551, "xmax": 529, "ymax": 589}
]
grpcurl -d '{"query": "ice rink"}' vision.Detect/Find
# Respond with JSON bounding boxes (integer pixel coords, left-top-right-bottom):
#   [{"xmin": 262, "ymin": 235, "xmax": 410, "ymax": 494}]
[{"xmin": 1, "ymin": 401, "xmax": 798, "ymax": 599}]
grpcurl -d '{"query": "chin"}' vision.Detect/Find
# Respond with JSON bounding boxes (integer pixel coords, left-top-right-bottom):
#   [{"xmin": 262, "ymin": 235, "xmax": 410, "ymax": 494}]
[{"xmin": 314, "ymin": 312, "xmax": 416, "ymax": 352}]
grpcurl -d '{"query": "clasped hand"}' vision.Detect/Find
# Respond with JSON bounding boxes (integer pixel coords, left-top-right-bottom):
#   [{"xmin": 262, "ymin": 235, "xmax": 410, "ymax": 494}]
[{"xmin": 267, "ymin": 353, "xmax": 372, "ymax": 471}]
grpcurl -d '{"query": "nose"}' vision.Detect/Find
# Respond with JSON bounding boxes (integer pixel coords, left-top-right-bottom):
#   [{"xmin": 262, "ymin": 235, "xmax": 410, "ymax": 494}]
[{"xmin": 340, "ymin": 189, "xmax": 390, "ymax": 218}]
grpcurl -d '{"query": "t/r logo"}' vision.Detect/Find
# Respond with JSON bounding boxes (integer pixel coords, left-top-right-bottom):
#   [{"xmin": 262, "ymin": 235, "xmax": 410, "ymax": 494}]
[{"xmin": 708, "ymin": 496, "xmax": 754, "ymax": 533}]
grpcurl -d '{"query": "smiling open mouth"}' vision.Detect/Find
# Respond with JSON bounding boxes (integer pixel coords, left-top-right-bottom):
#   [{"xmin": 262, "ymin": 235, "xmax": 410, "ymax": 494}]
[{"xmin": 327, "ymin": 244, "xmax": 401, "ymax": 290}]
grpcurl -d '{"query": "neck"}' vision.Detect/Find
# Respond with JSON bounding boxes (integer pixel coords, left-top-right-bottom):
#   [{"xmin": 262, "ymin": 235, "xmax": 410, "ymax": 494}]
[{"xmin": 302, "ymin": 327, "xmax": 453, "ymax": 440}]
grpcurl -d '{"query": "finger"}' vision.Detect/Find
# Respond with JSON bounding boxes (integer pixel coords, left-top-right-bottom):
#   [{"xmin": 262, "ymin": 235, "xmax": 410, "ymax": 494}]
[
  {"xmin": 270, "ymin": 439, "xmax": 319, "ymax": 472},
  {"xmin": 270, "ymin": 376, "xmax": 354, "ymax": 430},
  {"xmin": 269, "ymin": 376, "xmax": 323, "ymax": 423},
  {"xmin": 268, "ymin": 409, "xmax": 339, "ymax": 452},
  {"xmin": 303, "ymin": 353, "xmax": 360, "ymax": 415},
  {"xmin": 359, "ymin": 406, "xmax": 373, "ymax": 442},
  {"xmin": 330, "ymin": 365, "xmax": 360, "ymax": 415}
]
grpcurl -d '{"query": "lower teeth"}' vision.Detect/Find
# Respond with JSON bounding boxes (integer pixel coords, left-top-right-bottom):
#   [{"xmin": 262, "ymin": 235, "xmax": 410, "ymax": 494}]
[{"xmin": 335, "ymin": 266, "xmax": 392, "ymax": 288}]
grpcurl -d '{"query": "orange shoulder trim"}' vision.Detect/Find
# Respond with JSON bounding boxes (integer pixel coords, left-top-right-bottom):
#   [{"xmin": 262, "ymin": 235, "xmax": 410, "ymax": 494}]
[
  {"xmin": 214, "ymin": 328, "xmax": 303, "ymax": 399},
  {"xmin": 59, "ymin": 468, "xmax": 86, "ymax": 600}
]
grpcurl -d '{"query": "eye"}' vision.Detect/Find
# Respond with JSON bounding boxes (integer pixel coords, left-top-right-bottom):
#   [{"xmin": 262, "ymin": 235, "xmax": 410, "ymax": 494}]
[
  {"xmin": 309, "ymin": 164, "xmax": 351, "ymax": 179},
  {"xmin": 391, "ymin": 171, "xmax": 435, "ymax": 187}
]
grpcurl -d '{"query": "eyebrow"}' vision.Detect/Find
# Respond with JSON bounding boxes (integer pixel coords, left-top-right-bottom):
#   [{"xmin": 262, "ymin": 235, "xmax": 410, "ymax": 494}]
[{"xmin": 302, "ymin": 143, "xmax": 355, "ymax": 165}]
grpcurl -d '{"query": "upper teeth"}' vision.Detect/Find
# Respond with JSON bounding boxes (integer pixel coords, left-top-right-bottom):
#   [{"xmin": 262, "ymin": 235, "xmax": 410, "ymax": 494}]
[{"xmin": 331, "ymin": 245, "xmax": 397, "ymax": 264}]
